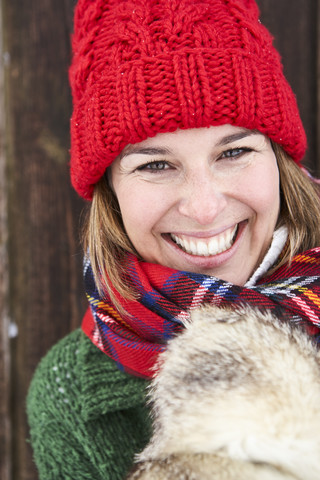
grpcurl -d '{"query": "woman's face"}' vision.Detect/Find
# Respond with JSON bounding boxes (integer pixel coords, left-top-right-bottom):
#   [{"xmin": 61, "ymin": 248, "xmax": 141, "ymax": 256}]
[{"xmin": 110, "ymin": 124, "xmax": 280, "ymax": 285}]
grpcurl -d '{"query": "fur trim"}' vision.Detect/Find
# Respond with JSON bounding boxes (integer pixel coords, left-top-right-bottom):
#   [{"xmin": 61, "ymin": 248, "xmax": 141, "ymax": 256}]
[{"xmin": 127, "ymin": 305, "xmax": 320, "ymax": 480}]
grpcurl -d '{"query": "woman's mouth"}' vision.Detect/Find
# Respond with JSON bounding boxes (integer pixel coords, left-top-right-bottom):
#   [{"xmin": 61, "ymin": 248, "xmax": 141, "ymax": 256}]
[{"xmin": 170, "ymin": 225, "xmax": 238, "ymax": 257}]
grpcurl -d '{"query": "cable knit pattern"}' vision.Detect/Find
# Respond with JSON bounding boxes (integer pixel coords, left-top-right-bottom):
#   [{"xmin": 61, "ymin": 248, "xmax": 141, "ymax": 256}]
[{"xmin": 69, "ymin": 0, "xmax": 306, "ymax": 199}]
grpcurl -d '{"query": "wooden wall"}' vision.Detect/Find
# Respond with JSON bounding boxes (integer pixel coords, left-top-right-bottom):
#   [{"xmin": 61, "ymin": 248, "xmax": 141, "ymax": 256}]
[
  {"xmin": 0, "ymin": 0, "xmax": 319, "ymax": 479},
  {"xmin": 0, "ymin": 1, "xmax": 86, "ymax": 479}
]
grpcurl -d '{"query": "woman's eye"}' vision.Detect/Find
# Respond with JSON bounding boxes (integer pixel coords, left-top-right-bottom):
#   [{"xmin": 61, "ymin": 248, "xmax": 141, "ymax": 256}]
[
  {"xmin": 220, "ymin": 147, "xmax": 252, "ymax": 159},
  {"xmin": 137, "ymin": 160, "xmax": 170, "ymax": 172}
]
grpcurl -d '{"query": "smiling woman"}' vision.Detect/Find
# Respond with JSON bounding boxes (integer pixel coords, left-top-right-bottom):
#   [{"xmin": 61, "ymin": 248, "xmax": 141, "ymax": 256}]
[
  {"xmin": 110, "ymin": 126, "xmax": 280, "ymax": 286},
  {"xmin": 27, "ymin": 0, "xmax": 320, "ymax": 479},
  {"xmin": 87, "ymin": 125, "xmax": 320, "ymax": 307}
]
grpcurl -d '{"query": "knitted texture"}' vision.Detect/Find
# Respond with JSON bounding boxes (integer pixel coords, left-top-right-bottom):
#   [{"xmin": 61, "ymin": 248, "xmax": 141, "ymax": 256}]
[
  {"xmin": 83, "ymin": 249, "xmax": 320, "ymax": 378},
  {"xmin": 27, "ymin": 329, "xmax": 152, "ymax": 480},
  {"xmin": 69, "ymin": 0, "xmax": 306, "ymax": 200}
]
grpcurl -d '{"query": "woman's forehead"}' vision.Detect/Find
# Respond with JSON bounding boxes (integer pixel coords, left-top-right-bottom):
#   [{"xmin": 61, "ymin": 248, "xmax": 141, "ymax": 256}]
[{"xmin": 121, "ymin": 125, "xmax": 264, "ymax": 156}]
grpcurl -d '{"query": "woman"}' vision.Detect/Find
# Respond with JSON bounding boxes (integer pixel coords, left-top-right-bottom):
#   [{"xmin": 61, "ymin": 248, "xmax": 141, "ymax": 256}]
[{"xmin": 27, "ymin": 0, "xmax": 320, "ymax": 478}]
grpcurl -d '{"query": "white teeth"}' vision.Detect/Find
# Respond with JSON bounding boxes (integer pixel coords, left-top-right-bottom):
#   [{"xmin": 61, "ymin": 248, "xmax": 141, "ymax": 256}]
[{"xmin": 171, "ymin": 225, "xmax": 238, "ymax": 257}]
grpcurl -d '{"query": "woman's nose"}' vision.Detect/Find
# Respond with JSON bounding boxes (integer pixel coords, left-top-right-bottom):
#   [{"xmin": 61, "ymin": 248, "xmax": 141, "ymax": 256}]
[{"xmin": 177, "ymin": 171, "xmax": 227, "ymax": 225}]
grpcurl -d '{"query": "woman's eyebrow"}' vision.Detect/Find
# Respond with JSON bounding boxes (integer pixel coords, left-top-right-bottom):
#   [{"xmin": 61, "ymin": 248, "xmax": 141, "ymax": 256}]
[
  {"xmin": 216, "ymin": 129, "xmax": 260, "ymax": 147},
  {"xmin": 120, "ymin": 130, "xmax": 261, "ymax": 159},
  {"xmin": 120, "ymin": 147, "xmax": 172, "ymax": 159}
]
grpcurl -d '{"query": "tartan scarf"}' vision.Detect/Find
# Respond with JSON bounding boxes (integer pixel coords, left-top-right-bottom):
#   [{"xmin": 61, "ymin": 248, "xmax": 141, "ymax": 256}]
[{"xmin": 82, "ymin": 249, "xmax": 320, "ymax": 378}]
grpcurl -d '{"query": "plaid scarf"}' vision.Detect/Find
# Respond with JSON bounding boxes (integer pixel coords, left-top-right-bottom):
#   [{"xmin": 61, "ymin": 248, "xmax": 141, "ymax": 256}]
[{"xmin": 82, "ymin": 249, "xmax": 320, "ymax": 378}]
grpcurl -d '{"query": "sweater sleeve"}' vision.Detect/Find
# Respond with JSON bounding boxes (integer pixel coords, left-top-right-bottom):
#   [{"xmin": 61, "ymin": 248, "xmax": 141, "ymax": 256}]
[
  {"xmin": 27, "ymin": 330, "xmax": 104, "ymax": 479},
  {"xmin": 27, "ymin": 329, "xmax": 151, "ymax": 480}
]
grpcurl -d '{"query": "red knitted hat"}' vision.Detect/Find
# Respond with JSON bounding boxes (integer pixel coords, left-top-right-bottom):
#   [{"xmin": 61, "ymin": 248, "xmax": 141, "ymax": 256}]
[{"xmin": 69, "ymin": 0, "xmax": 306, "ymax": 200}]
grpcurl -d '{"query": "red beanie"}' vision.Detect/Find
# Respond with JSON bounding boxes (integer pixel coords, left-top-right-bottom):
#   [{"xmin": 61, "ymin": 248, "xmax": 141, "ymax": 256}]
[{"xmin": 69, "ymin": 0, "xmax": 306, "ymax": 200}]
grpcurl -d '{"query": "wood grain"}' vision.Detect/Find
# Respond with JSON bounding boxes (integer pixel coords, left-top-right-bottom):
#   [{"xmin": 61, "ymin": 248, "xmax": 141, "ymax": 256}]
[{"xmin": 1, "ymin": 0, "xmax": 85, "ymax": 478}]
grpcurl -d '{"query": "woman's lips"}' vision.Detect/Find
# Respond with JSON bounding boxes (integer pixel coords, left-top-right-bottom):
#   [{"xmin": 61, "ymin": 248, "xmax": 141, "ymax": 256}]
[{"xmin": 170, "ymin": 224, "xmax": 238, "ymax": 257}]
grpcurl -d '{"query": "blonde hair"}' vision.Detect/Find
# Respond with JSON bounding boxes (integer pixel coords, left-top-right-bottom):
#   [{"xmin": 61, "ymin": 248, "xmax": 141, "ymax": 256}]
[
  {"xmin": 83, "ymin": 144, "xmax": 320, "ymax": 301},
  {"xmin": 273, "ymin": 142, "xmax": 320, "ymax": 269}
]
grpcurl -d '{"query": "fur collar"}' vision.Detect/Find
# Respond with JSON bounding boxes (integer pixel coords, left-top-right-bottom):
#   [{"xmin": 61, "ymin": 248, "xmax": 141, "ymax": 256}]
[{"xmin": 128, "ymin": 304, "xmax": 320, "ymax": 480}]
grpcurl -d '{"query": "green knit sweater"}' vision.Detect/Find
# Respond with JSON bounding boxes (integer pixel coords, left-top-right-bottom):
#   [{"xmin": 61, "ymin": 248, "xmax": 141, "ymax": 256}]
[{"xmin": 27, "ymin": 328, "xmax": 152, "ymax": 479}]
